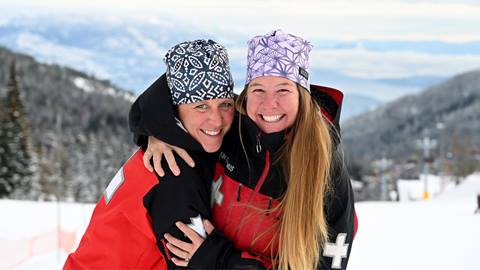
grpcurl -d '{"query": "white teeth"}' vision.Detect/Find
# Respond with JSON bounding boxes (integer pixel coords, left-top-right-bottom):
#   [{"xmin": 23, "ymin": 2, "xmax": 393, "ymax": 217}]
[
  {"xmin": 203, "ymin": 129, "xmax": 221, "ymax": 136},
  {"xmin": 262, "ymin": 114, "xmax": 283, "ymax": 122}
]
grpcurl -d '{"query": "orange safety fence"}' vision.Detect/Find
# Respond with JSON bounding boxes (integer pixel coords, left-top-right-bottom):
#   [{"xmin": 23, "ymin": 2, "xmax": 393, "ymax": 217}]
[{"xmin": 0, "ymin": 229, "xmax": 77, "ymax": 269}]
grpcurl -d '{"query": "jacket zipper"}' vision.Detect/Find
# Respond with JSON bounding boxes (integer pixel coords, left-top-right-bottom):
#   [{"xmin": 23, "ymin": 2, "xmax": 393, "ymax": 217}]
[{"xmin": 256, "ymin": 133, "xmax": 262, "ymax": 153}]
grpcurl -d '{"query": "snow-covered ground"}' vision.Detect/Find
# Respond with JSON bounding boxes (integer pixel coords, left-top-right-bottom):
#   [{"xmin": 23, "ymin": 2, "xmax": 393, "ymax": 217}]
[
  {"xmin": 0, "ymin": 200, "xmax": 95, "ymax": 270},
  {"xmin": 349, "ymin": 173, "xmax": 480, "ymax": 270},
  {"xmin": 1, "ymin": 173, "xmax": 479, "ymax": 270}
]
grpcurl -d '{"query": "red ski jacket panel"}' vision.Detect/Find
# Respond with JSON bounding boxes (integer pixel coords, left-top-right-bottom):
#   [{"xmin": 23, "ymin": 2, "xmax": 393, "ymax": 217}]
[
  {"xmin": 211, "ymin": 153, "xmax": 280, "ymax": 261},
  {"xmin": 64, "ymin": 148, "xmax": 167, "ymax": 270}
]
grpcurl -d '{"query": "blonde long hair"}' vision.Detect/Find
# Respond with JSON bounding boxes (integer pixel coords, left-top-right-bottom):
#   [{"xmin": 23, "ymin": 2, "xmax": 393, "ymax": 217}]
[{"xmin": 236, "ymin": 85, "xmax": 333, "ymax": 270}]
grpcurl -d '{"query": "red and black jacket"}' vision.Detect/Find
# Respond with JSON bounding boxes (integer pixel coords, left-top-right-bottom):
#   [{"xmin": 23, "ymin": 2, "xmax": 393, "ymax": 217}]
[
  {"xmin": 126, "ymin": 79, "xmax": 357, "ymax": 269},
  {"xmin": 187, "ymin": 85, "xmax": 357, "ymax": 270}
]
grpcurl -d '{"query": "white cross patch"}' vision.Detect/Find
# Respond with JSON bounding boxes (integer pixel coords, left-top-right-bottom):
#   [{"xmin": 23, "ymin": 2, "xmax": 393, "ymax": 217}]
[
  {"xmin": 187, "ymin": 214, "xmax": 206, "ymax": 238},
  {"xmin": 211, "ymin": 175, "xmax": 224, "ymax": 208},
  {"xmin": 323, "ymin": 233, "xmax": 349, "ymax": 269}
]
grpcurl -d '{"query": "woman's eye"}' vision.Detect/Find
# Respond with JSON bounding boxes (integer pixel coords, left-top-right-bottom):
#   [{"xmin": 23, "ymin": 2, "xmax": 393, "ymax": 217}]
[
  {"xmin": 220, "ymin": 102, "xmax": 233, "ymax": 108},
  {"xmin": 250, "ymin": 89, "xmax": 265, "ymax": 96},
  {"xmin": 195, "ymin": 104, "xmax": 208, "ymax": 110},
  {"xmin": 278, "ymin": 89, "xmax": 290, "ymax": 94},
  {"xmin": 251, "ymin": 88, "xmax": 264, "ymax": 93}
]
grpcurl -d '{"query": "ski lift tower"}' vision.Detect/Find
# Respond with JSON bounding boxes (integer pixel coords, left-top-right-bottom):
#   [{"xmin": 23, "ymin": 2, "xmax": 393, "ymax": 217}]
[
  {"xmin": 416, "ymin": 136, "xmax": 437, "ymax": 200},
  {"xmin": 373, "ymin": 157, "xmax": 393, "ymax": 201}
]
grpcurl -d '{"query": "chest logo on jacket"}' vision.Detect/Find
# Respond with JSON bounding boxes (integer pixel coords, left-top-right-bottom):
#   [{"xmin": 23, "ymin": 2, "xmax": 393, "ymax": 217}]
[
  {"xmin": 211, "ymin": 175, "xmax": 224, "ymax": 207},
  {"xmin": 219, "ymin": 151, "xmax": 235, "ymax": 172}
]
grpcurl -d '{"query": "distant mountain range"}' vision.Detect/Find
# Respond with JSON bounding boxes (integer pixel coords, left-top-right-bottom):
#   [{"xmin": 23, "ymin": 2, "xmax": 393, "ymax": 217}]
[
  {"xmin": 1, "ymin": 45, "xmax": 478, "ymax": 202},
  {"xmin": 342, "ymin": 69, "xmax": 480, "ymax": 164},
  {"xmin": 0, "ymin": 14, "xmax": 454, "ymax": 121}
]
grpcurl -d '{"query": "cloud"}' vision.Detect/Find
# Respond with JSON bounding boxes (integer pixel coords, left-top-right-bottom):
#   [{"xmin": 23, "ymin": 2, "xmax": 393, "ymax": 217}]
[
  {"xmin": 310, "ymin": 45, "xmax": 480, "ymax": 79},
  {"xmin": 125, "ymin": 27, "xmax": 167, "ymax": 56},
  {"xmin": 3, "ymin": 0, "xmax": 480, "ymax": 42}
]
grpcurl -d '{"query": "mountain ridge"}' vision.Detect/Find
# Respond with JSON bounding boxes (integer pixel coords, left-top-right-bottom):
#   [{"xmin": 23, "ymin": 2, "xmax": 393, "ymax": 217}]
[
  {"xmin": 342, "ymin": 68, "xmax": 480, "ymax": 164},
  {"xmin": 1, "ymin": 45, "xmax": 135, "ymax": 202}
]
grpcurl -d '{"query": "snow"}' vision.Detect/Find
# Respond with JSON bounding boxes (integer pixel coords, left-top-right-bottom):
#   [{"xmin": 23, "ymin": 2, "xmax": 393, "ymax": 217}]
[
  {"xmin": 72, "ymin": 77, "xmax": 137, "ymax": 102},
  {"xmin": 0, "ymin": 200, "xmax": 94, "ymax": 269},
  {"xmin": 105, "ymin": 87, "xmax": 116, "ymax": 96},
  {"xmin": 349, "ymin": 173, "xmax": 480, "ymax": 270},
  {"xmin": 15, "ymin": 32, "xmax": 110, "ymax": 80},
  {"xmin": 72, "ymin": 77, "xmax": 94, "ymax": 93},
  {"xmin": 396, "ymin": 174, "xmax": 456, "ymax": 201},
  {"xmin": 122, "ymin": 92, "xmax": 137, "ymax": 103},
  {"xmin": 1, "ymin": 173, "xmax": 479, "ymax": 269}
]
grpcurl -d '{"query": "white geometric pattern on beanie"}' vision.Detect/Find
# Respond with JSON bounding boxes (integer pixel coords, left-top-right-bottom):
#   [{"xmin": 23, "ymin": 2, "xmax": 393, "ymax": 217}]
[
  {"xmin": 245, "ymin": 30, "xmax": 312, "ymax": 91},
  {"xmin": 164, "ymin": 39, "xmax": 234, "ymax": 105}
]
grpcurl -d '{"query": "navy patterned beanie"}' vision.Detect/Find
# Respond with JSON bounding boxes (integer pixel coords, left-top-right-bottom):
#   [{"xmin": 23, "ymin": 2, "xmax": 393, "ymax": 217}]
[{"xmin": 164, "ymin": 39, "xmax": 234, "ymax": 105}]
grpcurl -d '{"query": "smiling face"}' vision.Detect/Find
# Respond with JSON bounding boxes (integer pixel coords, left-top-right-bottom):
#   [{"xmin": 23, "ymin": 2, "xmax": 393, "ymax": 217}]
[
  {"xmin": 245, "ymin": 76, "xmax": 299, "ymax": 134},
  {"xmin": 177, "ymin": 98, "xmax": 234, "ymax": 153}
]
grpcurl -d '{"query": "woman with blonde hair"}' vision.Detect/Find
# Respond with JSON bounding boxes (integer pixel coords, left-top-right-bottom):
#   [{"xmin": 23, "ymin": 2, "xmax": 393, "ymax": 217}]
[{"xmin": 137, "ymin": 30, "xmax": 357, "ymax": 269}]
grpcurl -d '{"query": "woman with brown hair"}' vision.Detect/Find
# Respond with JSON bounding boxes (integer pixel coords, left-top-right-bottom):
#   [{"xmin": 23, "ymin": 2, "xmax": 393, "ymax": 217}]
[
  {"xmin": 65, "ymin": 39, "xmax": 246, "ymax": 269},
  {"xmin": 137, "ymin": 30, "xmax": 357, "ymax": 269}
]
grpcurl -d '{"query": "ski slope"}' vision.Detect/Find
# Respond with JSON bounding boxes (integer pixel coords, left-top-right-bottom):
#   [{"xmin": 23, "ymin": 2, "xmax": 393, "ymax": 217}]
[
  {"xmin": 349, "ymin": 173, "xmax": 480, "ymax": 270},
  {"xmin": 1, "ymin": 173, "xmax": 479, "ymax": 270}
]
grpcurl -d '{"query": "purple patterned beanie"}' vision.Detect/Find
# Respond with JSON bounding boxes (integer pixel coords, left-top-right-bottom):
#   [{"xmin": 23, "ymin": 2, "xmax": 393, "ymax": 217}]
[
  {"xmin": 164, "ymin": 39, "xmax": 234, "ymax": 105},
  {"xmin": 245, "ymin": 29, "xmax": 313, "ymax": 91}
]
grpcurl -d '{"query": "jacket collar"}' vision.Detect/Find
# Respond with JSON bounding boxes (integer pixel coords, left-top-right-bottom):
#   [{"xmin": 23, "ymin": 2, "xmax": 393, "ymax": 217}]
[
  {"xmin": 241, "ymin": 115, "xmax": 288, "ymax": 155},
  {"xmin": 129, "ymin": 73, "xmax": 204, "ymax": 152}
]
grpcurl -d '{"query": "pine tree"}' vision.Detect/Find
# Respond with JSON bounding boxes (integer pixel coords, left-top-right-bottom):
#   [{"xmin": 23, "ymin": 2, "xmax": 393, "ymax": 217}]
[
  {"xmin": 0, "ymin": 60, "xmax": 35, "ymax": 199},
  {"xmin": 449, "ymin": 135, "xmax": 477, "ymax": 182}
]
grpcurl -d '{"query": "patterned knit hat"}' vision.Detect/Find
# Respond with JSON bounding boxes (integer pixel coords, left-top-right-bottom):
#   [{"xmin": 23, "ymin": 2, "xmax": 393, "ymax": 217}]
[
  {"xmin": 164, "ymin": 39, "xmax": 234, "ymax": 105},
  {"xmin": 245, "ymin": 30, "xmax": 313, "ymax": 90}
]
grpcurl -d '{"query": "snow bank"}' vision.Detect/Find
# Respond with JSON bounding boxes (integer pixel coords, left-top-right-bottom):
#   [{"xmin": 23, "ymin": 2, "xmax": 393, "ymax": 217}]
[
  {"xmin": 396, "ymin": 174, "xmax": 455, "ymax": 201},
  {"xmin": 349, "ymin": 173, "xmax": 480, "ymax": 270},
  {"xmin": 0, "ymin": 200, "xmax": 94, "ymax": 269},
  {"xmin": 1, "ymin": 173, "xmax": 479, "ymax": 269}
]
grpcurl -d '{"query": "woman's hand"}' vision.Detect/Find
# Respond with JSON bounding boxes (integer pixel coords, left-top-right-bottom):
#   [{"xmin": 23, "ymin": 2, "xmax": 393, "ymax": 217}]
[
  {"xmin": 142, "ymin": 136, "xmax": 195, "ymax": 177},
  {"xmin": 164, "ymin": 219, "xmax": 215, "ymax": 267}
]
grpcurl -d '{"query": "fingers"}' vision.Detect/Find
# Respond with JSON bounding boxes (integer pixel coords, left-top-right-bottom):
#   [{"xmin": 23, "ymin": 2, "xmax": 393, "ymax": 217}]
[
  {"xmin": 148, "ymin": 136, "xmax": 171, "ymax": 176},
  {"xmin": 176, "ymin": 222, "xmax": 203, "ymax": 243},
  {"xmin": 171, "ymin": 257, "xmax": 188, "ymax": 267},
  {"xmin": 166, "ymin": 242, "xmax": 190, "ymax": 261},
  {"xmin": 164, "ymin": 233, "xmax": 191, "ymax": 252},
  {"xmin": 151, "ymin": 151, "xmax": 165, "ymax": 177},
  {"xmin": 164, "ymin": 150, "xmax": 180, "ymax": 176},
  {"xmin": 203, "ymin": 219, "xmax": 215, "ymax": 235},
  {"xmin": 164, "ymin": 234, "xmax": 191, "ymax": 267},
  {"xmin": 142, "ymin": 150, "xmax": 154, "ymax": 173},
  {"xmin": 146, "ymin": 135, "xmax": 189, "ymax": 176},
  {"xmin": 174, "ymin": 147, "xmax": 195, "ymax": 168},
  {"xmin": 165, "ymin": 221, "xmax": 207, "ymax": 267}
]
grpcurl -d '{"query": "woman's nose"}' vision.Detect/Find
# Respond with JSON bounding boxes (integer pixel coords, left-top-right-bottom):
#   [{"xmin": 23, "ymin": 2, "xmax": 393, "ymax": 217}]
[
  {"xmin": 208, "ymin": 108, "xmax": 223, "ymax": 126},
  {"xmin": 262, "ymin": 94, "xmax": 278, "ymax": 108}
]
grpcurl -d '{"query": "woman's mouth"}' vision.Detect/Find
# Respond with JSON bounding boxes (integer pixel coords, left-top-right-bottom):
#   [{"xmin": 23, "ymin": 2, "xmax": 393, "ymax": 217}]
[
  {"xmin": 261, "ymin": 114, "xmax": 284, "ymax": 123},
  {"xmin": 201, "ymin": 129, "xmax": 221, "ymax": 136}
]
